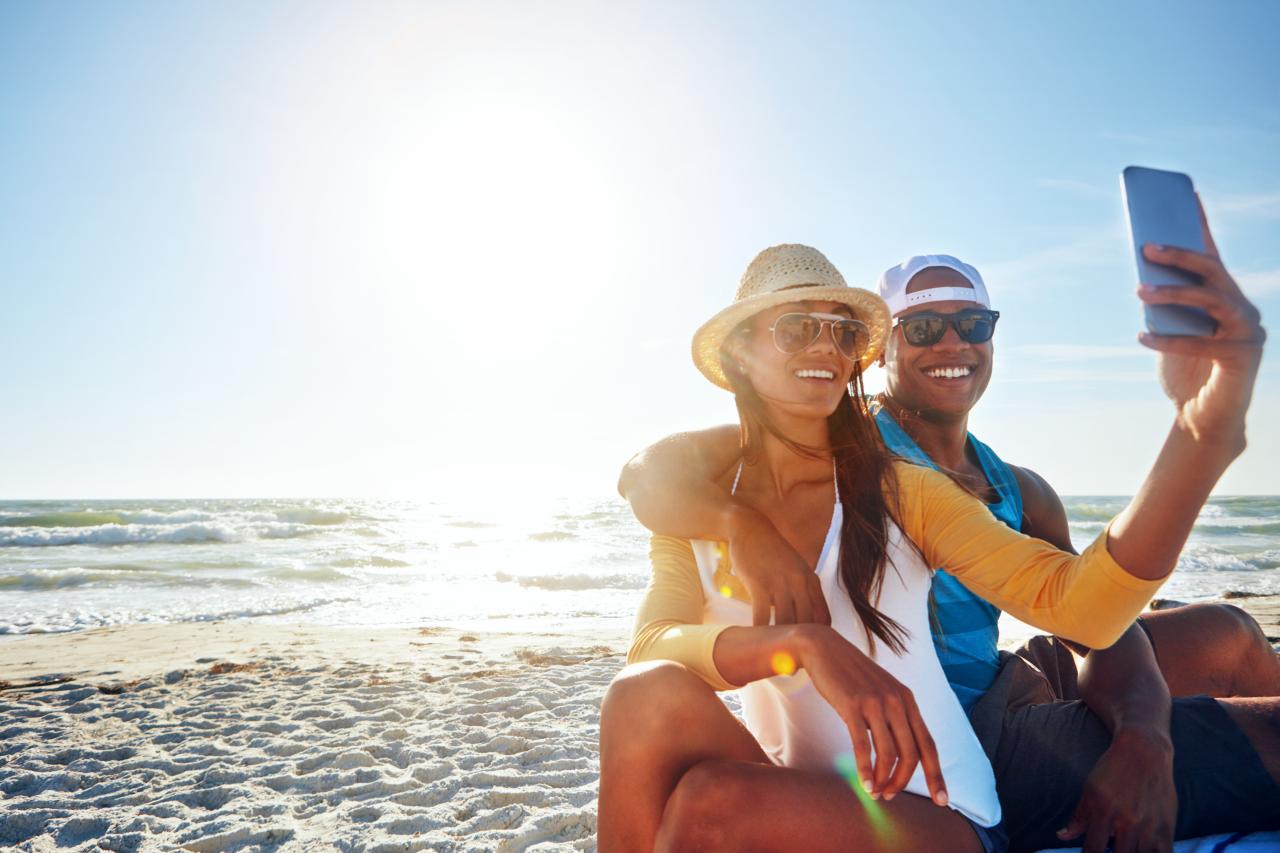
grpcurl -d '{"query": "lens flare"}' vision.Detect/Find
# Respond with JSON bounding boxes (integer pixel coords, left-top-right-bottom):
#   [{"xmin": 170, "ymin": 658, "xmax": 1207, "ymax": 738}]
[
  {"xmin": 833, "ymin": 754, "xmax": 897, "ymax": 843},
  {"xmin": 719, "ymin": 584, "xmax": 733, "ymax": 598},
  {"xmin": 770, "ymin": 650, "xmax": 796, "ymax": 676}
]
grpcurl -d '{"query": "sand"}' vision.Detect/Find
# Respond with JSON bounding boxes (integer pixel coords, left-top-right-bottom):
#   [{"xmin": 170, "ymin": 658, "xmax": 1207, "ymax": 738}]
[
  {"xmin": 1, "ymin": 596, "xmax": 1276, "ymax": 852},
  {"xmin": 0, "ymin": 622, "xmax": 630, "ymax": 851}
]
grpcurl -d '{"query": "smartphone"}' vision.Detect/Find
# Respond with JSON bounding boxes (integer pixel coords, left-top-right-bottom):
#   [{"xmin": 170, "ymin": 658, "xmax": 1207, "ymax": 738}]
[{"xmin": 1120, "ymin": 165, "xmax": 1216, "ymax": 336}]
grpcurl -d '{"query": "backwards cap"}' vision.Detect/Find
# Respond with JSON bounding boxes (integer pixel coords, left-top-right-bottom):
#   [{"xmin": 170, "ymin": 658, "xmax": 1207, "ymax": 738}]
[{"xmin": 877, "ymin": 254, "xmax": 990, "ymax": 316}]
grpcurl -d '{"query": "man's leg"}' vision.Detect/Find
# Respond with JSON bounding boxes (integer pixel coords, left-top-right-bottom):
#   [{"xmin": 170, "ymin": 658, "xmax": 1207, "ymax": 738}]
[
  {"xmin": 1140, "ymin": 603, "xmax": 1280, "ymax": 697},
  {"xmin": 1165, "ymin": 695, "xmax": 1280, "ymax": 840},
  {"xmin": 988, "ymin": 694, "xmax": 1280, "ymax": 852},
  {"xmin": 1219, "ymin": 696, "xmax": 1280, "ymax": 785}
]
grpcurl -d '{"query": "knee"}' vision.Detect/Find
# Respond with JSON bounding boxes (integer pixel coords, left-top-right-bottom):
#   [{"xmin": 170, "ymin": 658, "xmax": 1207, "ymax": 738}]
[
  {"xmin": 600, "ymin": 661, "xmax": 717, "ymax": 753},
  {"xmin": 655, "ymin": 760, "xmax": 746, "ymax": 852},
  {"xmin": 1209, "ymin": 603, "xmax": 1271, "ymax": 659}
]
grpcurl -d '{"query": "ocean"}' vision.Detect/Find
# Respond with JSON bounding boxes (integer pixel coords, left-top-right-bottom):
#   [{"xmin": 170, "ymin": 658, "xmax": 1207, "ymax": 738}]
[{"xmin": 2, "ymin": 496, "xmax": 1278, "ymax": 636}]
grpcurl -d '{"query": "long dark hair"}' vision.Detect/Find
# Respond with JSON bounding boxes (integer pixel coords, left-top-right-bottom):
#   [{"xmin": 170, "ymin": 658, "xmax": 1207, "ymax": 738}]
[{"xmin": 722, "ymin": 334, "xmax": 908, "ymax": 656}]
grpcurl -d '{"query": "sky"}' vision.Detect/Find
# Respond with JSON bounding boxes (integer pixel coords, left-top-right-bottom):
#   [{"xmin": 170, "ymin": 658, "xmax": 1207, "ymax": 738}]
[{"xmin": 2, "ymin": 0, "xmax": 1277, "ymax": 499}]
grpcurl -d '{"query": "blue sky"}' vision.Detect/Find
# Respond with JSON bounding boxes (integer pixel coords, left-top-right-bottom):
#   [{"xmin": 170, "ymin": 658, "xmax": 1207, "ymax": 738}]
[{"xmin": 2, "ymin": 1, "xmax": 1277, "ymax": 498}]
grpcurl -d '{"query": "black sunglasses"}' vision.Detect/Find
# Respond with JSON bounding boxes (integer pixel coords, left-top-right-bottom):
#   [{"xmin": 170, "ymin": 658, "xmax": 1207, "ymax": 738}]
[{"xmin": 894, "ymin": 309, "xmax": 1000, "ymax": 347}]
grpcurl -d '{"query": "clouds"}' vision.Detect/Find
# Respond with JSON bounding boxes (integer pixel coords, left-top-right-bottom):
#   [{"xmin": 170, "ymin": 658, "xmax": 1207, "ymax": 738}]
[
  {"xmin": 1034, "ymin": 178, "xmax": 1112, "ymax": 198},
  {"xmin": 1214, "ymin": 192, "xmax": 1280, "ymax": 220},
  {"xmin": 975, "ymin": 227, "xmax": 1125, "ymax": 296},
  {"xmin": 1237, "ymin": 268, "xmax": 1280, "ymax": 297},
  {"xmin": 996, "ymin": 344, "xmax": 1154, "ymax": 385}
]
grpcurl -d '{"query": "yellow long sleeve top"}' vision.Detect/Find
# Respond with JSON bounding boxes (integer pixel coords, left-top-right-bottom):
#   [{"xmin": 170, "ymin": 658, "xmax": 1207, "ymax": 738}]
[{"xmin": 628, "ymin": 460, "xmax": 1166, "ymax": 691}]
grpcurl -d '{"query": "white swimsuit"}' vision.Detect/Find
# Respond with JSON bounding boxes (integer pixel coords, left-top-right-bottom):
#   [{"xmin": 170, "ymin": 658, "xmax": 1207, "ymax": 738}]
[{"xmin": 689, "ymin": 467, "xmax": 1001, "ymax": 827}]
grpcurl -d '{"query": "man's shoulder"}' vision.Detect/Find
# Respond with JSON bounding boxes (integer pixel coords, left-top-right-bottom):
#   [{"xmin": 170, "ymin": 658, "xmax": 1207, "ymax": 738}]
[
  {"xmin": 1006, "ymin": 463, "xmax": 1073, "ymax": 546},
  {"xmin": 1008, "ymin": 463, "xmax": 1057, "ymax": 504}
]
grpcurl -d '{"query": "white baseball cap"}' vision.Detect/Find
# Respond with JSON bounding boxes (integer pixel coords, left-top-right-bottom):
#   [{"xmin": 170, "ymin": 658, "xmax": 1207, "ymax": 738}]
[{"xmin": 877, "ymin": 254, "xmax": 991, "ymax": 316}]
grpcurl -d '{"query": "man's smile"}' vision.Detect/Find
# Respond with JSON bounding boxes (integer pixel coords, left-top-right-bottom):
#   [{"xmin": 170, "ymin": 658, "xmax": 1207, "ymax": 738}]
[{"xmin": 922, "ymin": 364, "xmax": 976, "ymax": 380}]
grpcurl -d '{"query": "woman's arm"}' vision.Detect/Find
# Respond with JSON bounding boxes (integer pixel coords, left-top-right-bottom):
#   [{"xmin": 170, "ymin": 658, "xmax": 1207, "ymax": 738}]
[
  {"xmin": 627, "ymin": 534, "xmax": 945, "ymax": 803},
  {"xmin": 897, "ymin": 462, "xmax": 1163, "ymax": 648},
  {"xmin": 627, "ymin": 535, "xmax": 735, "ymax": 689}
]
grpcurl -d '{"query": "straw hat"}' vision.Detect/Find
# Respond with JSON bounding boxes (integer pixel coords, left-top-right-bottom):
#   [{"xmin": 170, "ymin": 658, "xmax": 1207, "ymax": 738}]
[{"xmin": 692, "ymin": 244, "xmax": 890, "ymax": 390}]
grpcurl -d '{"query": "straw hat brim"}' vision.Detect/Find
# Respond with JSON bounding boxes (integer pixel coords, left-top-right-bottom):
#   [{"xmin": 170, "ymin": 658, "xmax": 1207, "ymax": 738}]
[{"xmin": 692, "ymin": 285, "xmax": 891, "ymax": 391}]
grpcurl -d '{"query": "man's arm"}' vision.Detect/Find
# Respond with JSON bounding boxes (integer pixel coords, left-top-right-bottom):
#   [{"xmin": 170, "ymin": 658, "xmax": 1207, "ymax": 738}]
[
  {"xmin": 1013, "ymin": 465, "xmax": 1176, "ymax": 851},
  {"xmin": 618, "ymin": 427, "xmax": 831, "ymax": 626},
  {"xmin": 617, "ymin": 425, "xmax": 743, "ymax": 540},
  {"xmin": 1013, "ymin": 464, "xmax": 1170, "ymax": 701}
]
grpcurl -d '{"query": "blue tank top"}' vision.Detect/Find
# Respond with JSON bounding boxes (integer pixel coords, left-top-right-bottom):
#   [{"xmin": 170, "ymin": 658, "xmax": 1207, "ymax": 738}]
[{"xmin": 875, "ymin": 407, "xmax": 1024, "ymax": 712}]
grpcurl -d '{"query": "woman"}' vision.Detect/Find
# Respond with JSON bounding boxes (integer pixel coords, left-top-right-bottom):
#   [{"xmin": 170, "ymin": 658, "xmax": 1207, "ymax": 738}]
[{"xmin": 598, "ymin": 243, "xmax": 1263, "ymax": 852}]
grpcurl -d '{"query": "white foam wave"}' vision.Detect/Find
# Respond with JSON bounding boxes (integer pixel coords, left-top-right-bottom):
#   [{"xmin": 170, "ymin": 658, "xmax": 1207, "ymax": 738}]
[
  {"xmin": 261, "ymin": 565, "xmax": 354, "ymax": 583},
  {"xmin": 120, "ymin": 508, "xmax": 351, "ymax": 527},
  {"xmin": 528, "ymin": 531, "xmax": 578, "ymax": 542},
  {"xmin": 0, "ymin": 596, "xmax": 355, "ymax": 635},
  {"xmin": 0, "ymin": 521, "xmax": 322, "ymax": 548},
  {"xmin": 494, "ymin": 571, "xmax": 645, "ymax": 591},
  {"xmin": 0, "ymin": 568, "xmax": 261, "ymax": 591},
  {"xmin": 1176, "ymin": 549, "xmax": 1275, "ymax": 573}
]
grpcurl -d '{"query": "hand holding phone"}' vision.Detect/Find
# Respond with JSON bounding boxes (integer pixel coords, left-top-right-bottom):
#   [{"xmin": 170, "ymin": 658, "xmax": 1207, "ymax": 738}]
[
  {"xmin": 1126, "ymin": 189, "xmax": 1265, "ymax": 447},
  {"xmin": 1121, "ymin": 166, "xmax": 1215, "ymax": 336}
]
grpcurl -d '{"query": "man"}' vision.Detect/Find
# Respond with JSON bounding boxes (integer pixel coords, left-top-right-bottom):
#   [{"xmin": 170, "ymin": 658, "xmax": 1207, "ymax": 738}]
[{"xmin": 618, "ymin": 250, "xmax": 1280, "ymax": 852}]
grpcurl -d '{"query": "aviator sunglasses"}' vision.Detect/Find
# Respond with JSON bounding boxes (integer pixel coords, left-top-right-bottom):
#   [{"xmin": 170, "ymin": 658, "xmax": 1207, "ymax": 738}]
[
  {"xmin": 894, "ymin": 308, "xmax": 1000, "ymax": 347},
  {"xmin": 766, "ymin": 312, "xmax": 870, "ymax": 360}
]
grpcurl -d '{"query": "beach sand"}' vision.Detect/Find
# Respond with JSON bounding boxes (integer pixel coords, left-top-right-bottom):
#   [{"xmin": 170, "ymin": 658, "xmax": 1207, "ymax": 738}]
[
  {"xmin": 2, "ymin": 596, "xmax": 1276, "ymax": 852},
  {"xmin": 0, "ymin": 622, "xmax": 630, "ymax": 851}
]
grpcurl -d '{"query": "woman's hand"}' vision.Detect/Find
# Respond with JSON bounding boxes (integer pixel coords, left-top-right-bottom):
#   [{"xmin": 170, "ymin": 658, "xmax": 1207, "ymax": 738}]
[
  {"xmin": 728, "ymin": 507, "xmax": 832, "ymax": 627},
  {"xmin": 794, "ymin": 625, "xmax": 947, "ymax": 805},
  {"xmin": 1138, "ymin": 200, "xmax": 1266, "ymax": 448}
]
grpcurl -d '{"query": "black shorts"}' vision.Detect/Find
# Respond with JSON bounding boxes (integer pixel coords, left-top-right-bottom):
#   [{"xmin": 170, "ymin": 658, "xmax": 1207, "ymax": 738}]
[{"xmin": 969, "ymin": 638, "xmax": 1280, "ymax": 853}]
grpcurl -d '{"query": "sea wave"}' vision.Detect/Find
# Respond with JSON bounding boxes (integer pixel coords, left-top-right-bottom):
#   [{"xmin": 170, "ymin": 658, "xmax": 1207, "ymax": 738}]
[
  {"xmin": 1195, "ymin": 520, "xmax": 1280, "ymax": 536},
  {"xmin": 0, "ymin": 596, "xmax": 355, "ymax": 635},
  {"xmin": 494, "ymin": 570, "xmax": 645, "ymax": 591},
  {"xmin": 260, "ymin": 565, "xmax": 354, "ymax": 583},
  {"xmin": 1065, "ymin": 505, "xmax": 1120, "ymax": 522},
  {"xmin": 0, "ymin": 511, "xmax": 128, "ymax": 528},
  {"xmin": 529, "ymin": 531, "xmax": 578, "ymax": 542},
  {"xmin": 0, "ymin": 568, "xmax": 261, "ymax": 591},
  {"xmin": 1176, "ymin": 548, "xmax": 1280, "ymax": 573},
  {"xmin": 0, "ymin": 522, "xmax": 321, "ymax": 548},
  {"xmin": 0, "ymin": 507, "xmax": 354, "ymax": 530},
  {"xmin": 328, "ymin": 555, "xmax": 412, "ymax": 569}
]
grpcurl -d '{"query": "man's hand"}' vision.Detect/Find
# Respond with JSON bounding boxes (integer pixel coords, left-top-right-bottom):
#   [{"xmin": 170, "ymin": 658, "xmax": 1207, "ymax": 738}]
[
  {"xmin": 1057, "ymin": 728, "xmax": 1176, "ymax": 853},
  {"xmin": 728, "ymin": 506, "xmax": 831, "ymax": 627},
  {"xmin": 1138, "ymin": 199, "xmax": 1265, "ymax": 448}
]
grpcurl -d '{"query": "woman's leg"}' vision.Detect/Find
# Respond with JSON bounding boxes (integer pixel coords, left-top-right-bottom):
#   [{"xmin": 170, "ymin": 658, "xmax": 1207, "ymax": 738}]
[
  {"xmin": 656, "ymin": 759, "xmax": 984, "ymax": 853},
  {"xmin": 1141, "ymin": 603, "xmax": 1280, "ymax": 697},
  {"xmin": 598, "ymin": 660, "xmax": 985, "ymax": 853},
  {"xmin": 597, "ymin": 661, "xmax": 772, "ymax": 852}
]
